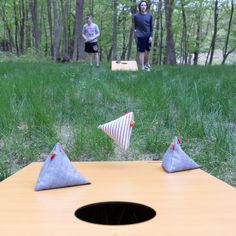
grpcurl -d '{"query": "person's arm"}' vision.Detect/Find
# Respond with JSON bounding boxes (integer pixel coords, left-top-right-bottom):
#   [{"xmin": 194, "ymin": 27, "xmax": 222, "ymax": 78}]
[
  {"xmin": 88, "ymin": 24, "xmax": 100, "ymax": 42},
  {"xmin": 133, "ymin": 14, "xmax": 136, "ymax": 35},
  {"xmin": 82, "ymin": 25, "xmax": 88, "ymax": 42},
  {"xmin": 90, "ymin": 32, "xmax": 100, "ymax": 41},
  {"xmin": 149, "ymin": 14, "xmax": 153, "ymax": 43},
  {"xmin": 82, "ymin": 33, "xmax": 88, "ymax": 41},
  {"xmin": 150, "ymin": 15, "xmax": 153, "ymax": 36}
]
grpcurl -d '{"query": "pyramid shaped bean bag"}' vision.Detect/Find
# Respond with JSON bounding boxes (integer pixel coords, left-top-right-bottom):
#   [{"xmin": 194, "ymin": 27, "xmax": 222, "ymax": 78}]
[
  {"xmin": 98, "ymin": 112, "xmax": 134, "ymax": 150},
  {"xmin": 35, "ymin": 143, "xmax": 90, "ymax": 191},
  {"xmin": 162, "ymin": 136, "xmax": 200, "ymax": 173}
]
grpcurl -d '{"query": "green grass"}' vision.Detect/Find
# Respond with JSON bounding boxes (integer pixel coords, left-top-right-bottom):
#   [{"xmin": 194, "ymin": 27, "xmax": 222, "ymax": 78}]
[{"xmin": 0, "ymin": 61, "xmax": 235, "ymax": 186}]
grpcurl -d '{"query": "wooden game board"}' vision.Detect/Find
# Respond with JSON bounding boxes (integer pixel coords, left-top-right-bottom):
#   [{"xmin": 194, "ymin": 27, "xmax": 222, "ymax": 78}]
[
  {"xmin": 0, "ymin": 161, "xmax": 236, "ymax": 236},
  {"xmin": 111, "ymin": 61, "xmax": 138, "ymax": 71}
]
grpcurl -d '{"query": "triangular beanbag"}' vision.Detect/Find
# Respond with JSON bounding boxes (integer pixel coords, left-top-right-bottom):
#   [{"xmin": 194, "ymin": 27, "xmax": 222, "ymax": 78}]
[
  {"xmin": 162, "ymin": 136, "xmax": 200, "ymax": 173},
  {"xmin": 98, "ymin": 112, "xmax": 134, "ymax": 150},
  {"xmin": 35, "ymin": 143, "xmax": 90, "ymax": 191}
]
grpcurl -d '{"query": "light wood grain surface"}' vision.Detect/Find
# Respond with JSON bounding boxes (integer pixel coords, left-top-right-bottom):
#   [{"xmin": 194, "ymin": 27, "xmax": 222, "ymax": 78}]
[
  {"xmin": 111, "ymin": 61, "xmax": 138, "ymax": 71},
  {"xmin": 0, "ymin": 161, "xmax": 236, "ymax": 236}
]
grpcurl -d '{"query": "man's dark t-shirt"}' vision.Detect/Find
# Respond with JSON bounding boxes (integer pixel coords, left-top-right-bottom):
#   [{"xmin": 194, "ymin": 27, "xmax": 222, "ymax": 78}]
[{"xmin": 133, "ymin": 13, "xmax": 153, "ymax": 38}]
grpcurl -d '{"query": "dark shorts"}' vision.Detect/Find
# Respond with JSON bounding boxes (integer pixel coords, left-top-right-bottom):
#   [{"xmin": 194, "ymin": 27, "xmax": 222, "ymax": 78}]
[
  {"xmin": 137, "ymin": 37, "xmax": 151, "ymax": 52},
  {"xmin": 85, "ymin": 42, "xmax": 99, "ymax": 53}
]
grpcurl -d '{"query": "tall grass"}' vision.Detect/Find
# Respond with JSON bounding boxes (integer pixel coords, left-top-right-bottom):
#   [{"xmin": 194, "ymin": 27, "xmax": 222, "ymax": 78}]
[{"xmin": 0, "ymin": 61, "xmax": 235, "ymax": 186}]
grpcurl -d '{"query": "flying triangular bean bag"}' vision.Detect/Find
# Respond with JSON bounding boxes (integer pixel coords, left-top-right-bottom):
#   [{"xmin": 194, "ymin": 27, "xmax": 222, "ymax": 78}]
[
  {"xmin": 162, "ymin": 136, "xmax": 200, "ymax": 173},
  {"xmin": 98, "ymin": 112, "xmax": 134, "ymax": 150},
  {"xmin": 35, "ymin": 143, "xmax": 90, "ymax": 191}
]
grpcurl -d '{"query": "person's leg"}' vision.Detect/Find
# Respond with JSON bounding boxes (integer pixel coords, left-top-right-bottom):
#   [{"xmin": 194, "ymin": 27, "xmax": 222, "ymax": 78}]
[
  {"xmin": 145, "ymin": 50, "xmax": 150, "ymax": 66},
  {"xmin": 145, "ymin": 40, "xmax": 151, "ymax": 69},
  {"xmin": 95, "ymin": 52, "xmax": 99, "ymax": 67},
  {"xmin": 139, "ymin": 52, "xmax": 145, "ymax": 69},
  {"xmin": 88, "ymin": 53, "xmax": 93, "ymax": 66},
  {"xmin": 137, "ymin": 37, "xmax": 146, "ymax": 70}
]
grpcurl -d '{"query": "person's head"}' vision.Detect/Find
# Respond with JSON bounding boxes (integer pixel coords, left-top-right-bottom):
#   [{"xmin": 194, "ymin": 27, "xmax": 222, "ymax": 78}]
[
  {"xmin": 138, "ymin": 1, "xmax": 148, "ymax": 13},
  {"xmin": 86, "ymin": 15, "xmax": 93, "ymax": 25}
]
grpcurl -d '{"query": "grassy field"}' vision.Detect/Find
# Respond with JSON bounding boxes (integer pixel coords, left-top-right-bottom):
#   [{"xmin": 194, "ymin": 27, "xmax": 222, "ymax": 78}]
[{"xmin": 0, "ymin": 61, "xmax": 235, "ymax": 186}]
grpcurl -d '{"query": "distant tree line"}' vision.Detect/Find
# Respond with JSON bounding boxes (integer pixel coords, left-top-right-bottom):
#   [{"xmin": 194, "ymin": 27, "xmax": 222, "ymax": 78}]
[{"xmin": 0, "ymin": 0, "xmax": 235, "ymax": 64}]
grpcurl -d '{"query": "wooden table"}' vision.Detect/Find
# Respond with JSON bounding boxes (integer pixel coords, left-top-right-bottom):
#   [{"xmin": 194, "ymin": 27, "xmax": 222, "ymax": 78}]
[
  {"xmin": 111, "ymin": 61, "xmax": 138, "ymax": 71},
  {"xmin": 0, "ymin": 161, "xmax": 236, "ymax": 236}
]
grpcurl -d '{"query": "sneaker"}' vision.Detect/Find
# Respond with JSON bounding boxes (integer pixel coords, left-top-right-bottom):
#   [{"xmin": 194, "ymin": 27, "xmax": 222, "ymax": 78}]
[
  {"xmin": 144, "ymin": 64, "xmax": 151, "ymax": 70},
  {"xmin": 141, "ymin": 67, "xmax": 150, "ymax": 72}
]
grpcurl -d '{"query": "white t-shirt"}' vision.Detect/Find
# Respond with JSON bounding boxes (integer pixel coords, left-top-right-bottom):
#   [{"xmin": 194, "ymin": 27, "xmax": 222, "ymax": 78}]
[{"xmin": 82, "ymin": 23, "xmax": 100, "ymax": 43}]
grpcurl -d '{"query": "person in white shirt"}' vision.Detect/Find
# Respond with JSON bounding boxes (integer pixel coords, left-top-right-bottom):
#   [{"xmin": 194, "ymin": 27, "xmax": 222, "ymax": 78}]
[{"xmin": 82, "ymin": 15, "xmax": 100, "ymax": 67}]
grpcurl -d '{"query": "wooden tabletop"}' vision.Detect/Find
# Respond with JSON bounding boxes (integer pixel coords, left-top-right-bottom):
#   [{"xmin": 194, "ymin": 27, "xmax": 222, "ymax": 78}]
[
  {"xmin": 111, "ymin": 61, "xmax": 138, "ymax": 71},
  {"xmin": 0, "ymin": 161, "xmax": 236, "ymax": 236}
]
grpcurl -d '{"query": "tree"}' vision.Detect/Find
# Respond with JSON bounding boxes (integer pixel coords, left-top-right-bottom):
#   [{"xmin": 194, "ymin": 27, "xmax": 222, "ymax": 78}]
[
  {"xmin": 119, "ymin": 6, "xmax": 128, "ymax": 60},
  {"xmin": 0, "ymin": 0, "xmax": 15, "ymax": 52},
  {"xmin": 206, "ymin": 0, "xmax": 219, "ymax": 65},
  {"xmin": 89, "ymin": 0, "xmax": 94, "ymax": 16},
  {"xmin": 13, "ymin": 1, "xmax": 20, "ymax": 55},
  {"xmin": 193, "ymin": 1, "xmax": 203, "ymax": 65},
  {"xmin": 164, "ymin": 0, "xmax": 176, "ymax": 64},
  {"xmin": 30, "ymin": 0, "xmax": 41, "ymax": 53},
  {"xmin": 222, "ymin": 0, "xmax": 235, "ymax": 64},
  {"xmin": 152, "ymin": 0, "xmax": 163, "ymax": 64},
  {"xmin": 180, "ymin": 0, "xmax": 187, "ymax": 64},
  {"xmin": 72, "ymin": 0, "xmax": 84, "ymax": 61},
  {"xmin": 47, "ymin": 0, "xmax": 54, "ymax": 57},
  {"xmin": 52, "ymin": 0, "xmax": 70, "ymax": 60},
  {"xmin": 19, "ymin": 0, "xmax": 26, "ymax": 54},
  {"xmin": 127, "ymin": 0, "xmax": 137, "ymax": 60},
  {"xmin": 111, "ymin": 0, "xmax": 118, "ymax": 60}
]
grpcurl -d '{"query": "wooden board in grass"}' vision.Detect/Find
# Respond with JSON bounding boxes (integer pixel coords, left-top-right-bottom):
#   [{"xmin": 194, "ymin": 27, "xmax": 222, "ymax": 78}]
[
  {"xmin": 0, "ymin": 161, "xmax": 236, "ymax": 236},
  {"xmin": 111, "ymin": 60, "xmax": 138, "ymax": 71}
]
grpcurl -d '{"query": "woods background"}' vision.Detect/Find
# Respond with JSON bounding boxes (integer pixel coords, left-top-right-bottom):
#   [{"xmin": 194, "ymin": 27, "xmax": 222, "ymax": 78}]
[{"xmin": 0, "ymin": 0, "xmax": 235, "ymax": 65}]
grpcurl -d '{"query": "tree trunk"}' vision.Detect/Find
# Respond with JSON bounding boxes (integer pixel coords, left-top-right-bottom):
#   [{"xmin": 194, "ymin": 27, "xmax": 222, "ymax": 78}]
[
  {"xmin": 61, "ymin": 0, "xmax": 69, "ymax": 56},
  {"xmin": 152, "ymin": 0, "xmax": 162, "ymax": 64},
  {"xmin": 206, "ymin": 0, "xmax": 218, "ymax": 65},
  {"xmin": 89, "ymin": 0, "xmax": 94, "ymax": 16},
  {"xmin": 159, "ymin": 1, "xmax": 164, "ymax": 64},
  {"xmin": 25, "ymin": 2, "xmax": 31, "ymax": 50},
  {"xmin": 52, "ymin": 0, "xmax": 60, "ymax": 60},
  {"xmin": 72, "ymin": 0, "xmax": 84, "ymax": 61},
  {"xmin": 164, "ymin": 0, "xmax": 176, "ymax": 65},
  {"xmin": 222, "ymin": 0, "xmax": 234, "ymax": 65},
  {"xmin": 43, "ymin": 5, "xmax": 48, "ymax": 56},
  {"xmin": 127, "ymin": 0, "xmax": 137, "ymax": 60},
  {"xmin": 13, "ymin": 1, "xmax": 20, "ymax": 55},
  {"xmin": 107, "ymin": 46, "xmax": 113, "ymax": 62},
  {"xmin": 39, "ymin": 2, "xmax": 46, "ymax": 51},
  {"xmin": 99, "ymin": 12, "xmax": 104, "ymax": 61},
  {"xmin": 52, "ymin": 0, "xmax": 70, "ymax": 61},
  {"xmin": 0, "ymin": 0, "xmax": 15, "ymax": 51},
  {"xmin": 30, "ymin": 0, "xmax": 41, "ymax": 53},
  {"xmin": 193, "ymin": 5, "xmax": 201, "ymax": 65},
  {"xmin": 47, "ymin": 0, "xmax": 54, "ymax": 57},
  {"xmin": 180, "ymin": 0, "xmax": 187, "ymax": 64},
  {"xmin": 19, "ymin": 0, "xmax": 25, "ymax": 54},
  {"xmin": 112, "ymin": 0, "xmax": 118, "ymax": 60},
  {"xmin": 121, "ymin": 14, "xmax": 127, "ymax": 60}
]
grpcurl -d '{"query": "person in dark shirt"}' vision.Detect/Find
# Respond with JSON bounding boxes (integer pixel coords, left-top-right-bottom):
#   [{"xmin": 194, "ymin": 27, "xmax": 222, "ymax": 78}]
[{"xmin": 133, "ymin": 1, "xmax": 153, "ymax": 71}]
